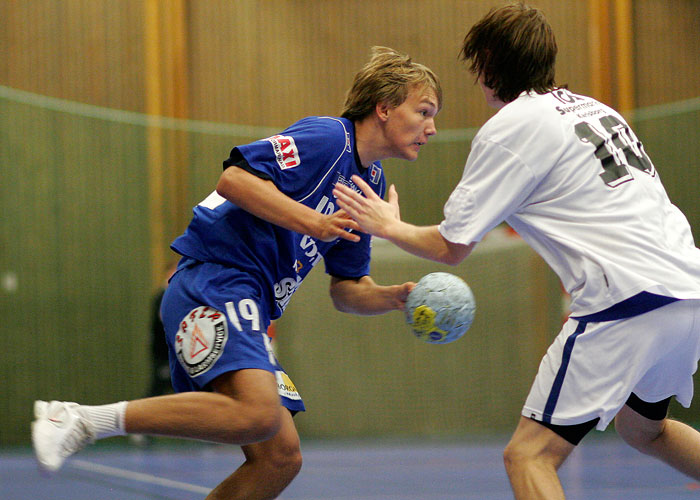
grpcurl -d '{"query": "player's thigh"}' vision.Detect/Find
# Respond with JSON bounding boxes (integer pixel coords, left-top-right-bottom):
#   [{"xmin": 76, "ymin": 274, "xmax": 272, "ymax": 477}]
[
  {"xmin": 211, "ymin": 369, "xmax": 281, "ymax": 409},
  {"xmin": 614, "ymin": 403, "xmax": 665, "ymax": 448}
]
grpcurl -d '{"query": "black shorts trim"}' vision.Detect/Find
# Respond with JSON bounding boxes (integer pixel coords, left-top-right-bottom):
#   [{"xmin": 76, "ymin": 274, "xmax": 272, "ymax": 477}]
[
  {"xmin": 625, "ymin": 393, "xmax": 671, "ymax": 421},
  {"xmin": 534, "ymin": 417, "xmax": 600, "ymax": 446}
]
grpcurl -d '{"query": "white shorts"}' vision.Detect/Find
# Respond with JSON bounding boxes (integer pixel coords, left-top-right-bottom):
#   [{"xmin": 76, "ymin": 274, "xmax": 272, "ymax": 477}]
[{"xmin": 523, "ymin": 299, "xmax": 700, "ymax": 431}]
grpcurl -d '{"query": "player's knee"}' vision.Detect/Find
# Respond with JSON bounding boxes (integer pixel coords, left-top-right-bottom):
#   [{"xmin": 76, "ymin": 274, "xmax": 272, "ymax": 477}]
[
  {"xmin": 503, "ymin": 439, "xmax": 529, "ymax": 473},
  {"xmin": 249, "ymin": 438, "xmax": 303, "ymax": 482},
  {"xmin": 244, "ymin": 403, "xmax": 283, "ymax": 443},
  {"xmin": 271, "ymin": 443, "xmax": 303, "ymax": 481}
]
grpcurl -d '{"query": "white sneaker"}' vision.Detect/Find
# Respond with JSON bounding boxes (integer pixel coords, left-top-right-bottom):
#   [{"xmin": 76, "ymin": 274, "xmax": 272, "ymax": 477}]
[{"xmin": 32, "ymin": 400, "xmax": 96, "ymax": 472}]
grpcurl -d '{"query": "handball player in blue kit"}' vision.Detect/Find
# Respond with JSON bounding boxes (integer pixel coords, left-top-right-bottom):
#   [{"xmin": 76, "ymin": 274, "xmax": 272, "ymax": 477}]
[{"xmin": 32, "ymin": 46, "xmax": 441, "ymax": 499}]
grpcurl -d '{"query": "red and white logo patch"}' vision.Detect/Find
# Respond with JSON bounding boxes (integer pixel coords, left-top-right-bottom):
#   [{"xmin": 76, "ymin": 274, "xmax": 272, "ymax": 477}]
[
  {"xmin": 369, "ymin": 164, "xmax": 382, "ymax": 184},
  {"xmin": 267, "ymin": 134, "xmax": 300, "ymax": 170},
  {"xmin": 175, "ymin": 306, "xmax": 228, "ymax": 377}
]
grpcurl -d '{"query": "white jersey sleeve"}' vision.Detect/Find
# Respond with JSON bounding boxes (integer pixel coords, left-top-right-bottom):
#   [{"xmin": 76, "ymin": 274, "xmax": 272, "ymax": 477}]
[{"xmin": 439, "ymin": 121, "xmax": 541, "ymax": 245}]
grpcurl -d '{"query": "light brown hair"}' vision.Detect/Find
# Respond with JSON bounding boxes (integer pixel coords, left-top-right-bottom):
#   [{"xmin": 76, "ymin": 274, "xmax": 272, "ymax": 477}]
[{"xmin": 341, "ymin": 46, "xmax": 442, "ymax": 121}]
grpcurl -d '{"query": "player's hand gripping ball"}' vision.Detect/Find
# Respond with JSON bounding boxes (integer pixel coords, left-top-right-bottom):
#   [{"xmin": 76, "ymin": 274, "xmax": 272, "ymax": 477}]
[{"xmin": 405, "ymin": 272, "xmax": 476, "ymax": 344}]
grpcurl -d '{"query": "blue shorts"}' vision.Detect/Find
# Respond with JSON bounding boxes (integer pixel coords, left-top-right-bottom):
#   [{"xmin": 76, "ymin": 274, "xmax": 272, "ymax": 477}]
[{"xmin": 160, "ymin": 258, "xmax": 305, "ymax": 413}]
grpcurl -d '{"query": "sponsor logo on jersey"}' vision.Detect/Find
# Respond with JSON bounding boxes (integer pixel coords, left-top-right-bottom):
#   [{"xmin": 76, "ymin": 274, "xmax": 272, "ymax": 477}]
[
  {"xmin": 275, "ymin": 371, "xmax": 302, "ymax": 400},
  {"xmin": 552, "ymin": 89, "xmax": 602, "ymax": 118},
  {"xmin": 175, "ymin": 306, "xmax": 228, "ymax": 377},
  {"xmin": 552, "ymin": 88, "xmax": 584, "ymax": 104},
  {"xmin": 369, "ymin": 164, "xmax": 381, "ymax": 184},
  {"xmin": 274, "ymin": 275, "xmax": 302, "ymax": 313},
  {"xmin": 267, "ymin": 134, "xmax": 300, "ymax": 170},
  {"xmin": 335, "ymin": 173, "xmax": 365, "ymax": 196},
  {"xmin": 273, "ymin": 194, "xmax": 340, "ymax": 313}
]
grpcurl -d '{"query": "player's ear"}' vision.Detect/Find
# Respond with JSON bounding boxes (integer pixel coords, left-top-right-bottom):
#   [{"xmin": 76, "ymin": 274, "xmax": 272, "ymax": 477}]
[{"xmin": 376, "ymin": 101, "xmax": 391, "ymax": 122}]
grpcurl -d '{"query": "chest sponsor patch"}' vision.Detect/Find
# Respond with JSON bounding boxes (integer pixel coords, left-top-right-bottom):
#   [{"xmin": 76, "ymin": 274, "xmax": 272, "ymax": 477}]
[
  {"xmin": 267, "ymin": 134, "xmax": 300, "ymax": 170},
  {"xmin": 175, "ymin": 306, "xmax": 229, "ymax": 377}
]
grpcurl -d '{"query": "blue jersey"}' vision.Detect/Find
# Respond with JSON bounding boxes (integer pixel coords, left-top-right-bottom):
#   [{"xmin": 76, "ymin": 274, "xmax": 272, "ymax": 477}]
[{"xmin": 171, "ymin": 116, "xmax": 386, "ymax": 320}]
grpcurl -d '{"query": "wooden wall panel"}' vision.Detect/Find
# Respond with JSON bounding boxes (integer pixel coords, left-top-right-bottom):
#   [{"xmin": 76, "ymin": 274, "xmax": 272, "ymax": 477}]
[
  {"xmin": 2, "ymin": 1, "xmax": 697, "ymax": 122},
  {"xmin": 185, "ymin": 0, "xmax": 590, "ymax": 130},
  {"xmin": 634, "ymin": 0, "xmax": 700, "ymax": 106},
  {"xmin": 0, "ymin": 0, "xmax": 145, "ymax": 110}
]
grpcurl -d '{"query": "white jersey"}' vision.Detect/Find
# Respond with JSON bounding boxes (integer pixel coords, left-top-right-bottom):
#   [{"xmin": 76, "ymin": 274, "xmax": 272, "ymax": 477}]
[{"xmin": 439, "ymin": 89, "xmax": 700, "ymax": 316}]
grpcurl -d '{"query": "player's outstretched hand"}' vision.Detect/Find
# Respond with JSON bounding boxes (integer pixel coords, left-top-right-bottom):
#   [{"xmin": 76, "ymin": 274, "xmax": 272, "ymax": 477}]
[
  {"xmin": 333, "ymin": 175, "xmax": 401, "ymax": 239},
  {"xmin": 316, "ymin": 208, "xmax": 362, "ymax": 243}
]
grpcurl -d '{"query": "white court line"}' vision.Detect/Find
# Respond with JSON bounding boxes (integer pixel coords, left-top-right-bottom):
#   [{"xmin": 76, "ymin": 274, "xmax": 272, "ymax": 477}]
[{"xmin": 70, "ymin": 459, "xmax": 211, "ymax": 495}]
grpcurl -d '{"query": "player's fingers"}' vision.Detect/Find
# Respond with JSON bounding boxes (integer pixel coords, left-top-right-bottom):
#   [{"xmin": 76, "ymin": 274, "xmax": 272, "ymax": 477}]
[
  {"xmin": 350, "ymin": 175, "xmax": 379, "ymax": 199},
  {"xmin": 333, "ymin": 186, "xmax": 362, "ymax": 212},
  {"xmin": 387, "ymin": 184, "xmax": 401, "ymax": 218},
  {"xmin": 333, "ymin": 182, "xmax": 364, "ymax": 201},
  {"xmin": 335, "ymin": 228, "xmax": 361, "ymax": 243},
  {"xmin": 333, "ymin": 208, "xmax": 352, "ymax": 219},
  {"xmin": 388, "ymin": 184, "xmax": 399, "ymax": 205},
  {"xmin": 400, "ymin": 282, "xmax": 416, "ymax": 300},
  {"xmin": 336, "ymin": 215, "xmax": 362, "ymax": 232},
  {"xmin": 332, "ymin": 183, "xmax": 351, "ymax": 197},
  {"xmin": 334, "ymin": 194, "xmax": 362, "ymax": 219}
]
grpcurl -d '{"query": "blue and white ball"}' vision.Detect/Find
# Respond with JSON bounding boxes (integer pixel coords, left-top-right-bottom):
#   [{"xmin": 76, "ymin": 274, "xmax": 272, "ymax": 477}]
[{"xmin": 405, "ymin": 272, "xmax": 476, "ymax": 344}]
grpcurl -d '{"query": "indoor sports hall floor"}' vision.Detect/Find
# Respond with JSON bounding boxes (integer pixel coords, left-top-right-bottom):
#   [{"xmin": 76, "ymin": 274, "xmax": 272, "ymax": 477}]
[{"xmin": 3, "ymin": 434, "xmax": 700, "ymax": 499}]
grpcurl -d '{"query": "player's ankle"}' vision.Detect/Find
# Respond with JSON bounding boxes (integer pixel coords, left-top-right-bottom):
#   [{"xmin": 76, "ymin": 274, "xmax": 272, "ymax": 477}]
[{"xmin": 76, "ymin": 401, "xmax": 128, "ymax": 439}]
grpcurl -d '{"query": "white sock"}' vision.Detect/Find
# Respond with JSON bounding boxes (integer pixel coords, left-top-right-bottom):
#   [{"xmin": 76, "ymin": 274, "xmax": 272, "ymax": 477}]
[{"xmin": 76, "ymin": 401, "xmax": 128, "ymax": 439}]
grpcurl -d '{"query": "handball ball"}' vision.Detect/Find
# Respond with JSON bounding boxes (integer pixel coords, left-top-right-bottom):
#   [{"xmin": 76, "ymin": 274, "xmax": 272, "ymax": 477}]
[{"xmin": 405, "ymin": 272, "xmax": 476, "ymax": 344}]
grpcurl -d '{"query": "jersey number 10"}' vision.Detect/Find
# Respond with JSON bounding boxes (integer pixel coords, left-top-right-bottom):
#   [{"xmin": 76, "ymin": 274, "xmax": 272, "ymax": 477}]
[{"xmin": 574, "ymin": 114, "xmax": 655, "ymax": 188}]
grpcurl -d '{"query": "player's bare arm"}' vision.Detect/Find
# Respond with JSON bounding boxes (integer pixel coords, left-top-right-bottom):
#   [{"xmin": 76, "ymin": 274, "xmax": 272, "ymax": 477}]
[
  {"xmin": 329, "ymin": 275, "xmax": 415, "ymax": 315},
  {"xmin": 218, "ymin": 166, "xmax": 361, "ymax": 242},
  {"xmin": 333, "ymin": 175, "xmax": 475, "ymax": 264}
]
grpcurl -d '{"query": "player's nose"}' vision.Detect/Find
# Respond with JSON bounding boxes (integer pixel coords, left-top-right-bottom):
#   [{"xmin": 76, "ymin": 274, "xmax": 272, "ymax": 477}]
[{"xmin": 425, "ymin": 118, "xmax": 437, "ymax": 137}]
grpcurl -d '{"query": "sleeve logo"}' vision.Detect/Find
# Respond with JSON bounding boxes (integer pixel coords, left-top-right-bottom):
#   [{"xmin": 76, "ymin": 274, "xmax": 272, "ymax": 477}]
[
  {"xmin": 267, "ymin": 134, "xmax": 301, "ymax": 170},
  {"xmin": 369, "ymin": 164, "xmax": 382, "ymax": 184}
]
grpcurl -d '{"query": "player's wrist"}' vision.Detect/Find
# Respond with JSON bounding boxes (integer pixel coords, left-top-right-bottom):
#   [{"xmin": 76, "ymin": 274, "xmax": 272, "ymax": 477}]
[{"xmin": 381, "ymin": 219, "xmax": 406, "ymax": 243}]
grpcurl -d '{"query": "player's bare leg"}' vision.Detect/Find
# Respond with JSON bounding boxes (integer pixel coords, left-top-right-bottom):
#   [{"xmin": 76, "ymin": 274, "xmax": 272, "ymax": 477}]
[
  {"xmin": 205, "ymin": 407, "xmax": 302, "ymax": 500},
  {"xmin": 616, "ymin": 404, "xmax": 700, "ymax": 479},
  {"xmin": 32, "ymin": 369, "xmax": 287, "ymax": 474},
  {"xmin": 503, "ymin": 416, "xmax": 575, "ymax": 500},
  {"xmin": 125, "ymin": 369, "xmax": 283, "ymax": 444}
]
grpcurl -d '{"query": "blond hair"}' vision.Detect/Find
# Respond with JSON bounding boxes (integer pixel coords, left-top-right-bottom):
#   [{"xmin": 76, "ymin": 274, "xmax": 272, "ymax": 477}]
[{"xmin": 341, "ymin": 46, "xmax": 442, "ymax": 121}]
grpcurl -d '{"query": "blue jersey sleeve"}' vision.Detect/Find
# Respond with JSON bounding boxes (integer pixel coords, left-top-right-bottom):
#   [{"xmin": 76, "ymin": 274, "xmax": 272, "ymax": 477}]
[{"xmin": 230, "ymin": 117, "xmax": 350, "ymax": 202}]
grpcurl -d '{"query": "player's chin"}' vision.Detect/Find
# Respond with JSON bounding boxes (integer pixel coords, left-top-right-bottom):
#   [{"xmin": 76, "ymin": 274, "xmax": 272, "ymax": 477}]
[{"xmin": 403, "ymin": 147, "xmax": 420, "ymax": 161}]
